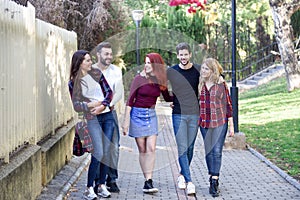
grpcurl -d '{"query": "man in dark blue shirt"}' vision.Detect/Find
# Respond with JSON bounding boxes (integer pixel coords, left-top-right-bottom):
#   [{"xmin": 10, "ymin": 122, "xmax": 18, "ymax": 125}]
[{"xmin": 167, "ymin": 42, "xmax": 200, "ymax": 196}]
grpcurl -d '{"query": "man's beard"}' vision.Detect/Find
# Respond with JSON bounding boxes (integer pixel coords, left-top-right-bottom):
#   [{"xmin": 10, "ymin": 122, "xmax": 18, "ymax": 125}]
[
  {"xmin": 100, "ymin": 58, "xmax": 111, "ymax": 66},
  {"xmin": 180, "ymin": 60, "xmax": 190, "ymax": 66}
]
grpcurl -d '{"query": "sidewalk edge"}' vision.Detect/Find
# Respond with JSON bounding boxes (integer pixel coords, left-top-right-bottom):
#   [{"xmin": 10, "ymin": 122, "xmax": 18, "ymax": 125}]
[
  {"xmin": 56, "ymin": 154, "xmax": 91, "ymax": 200},
  {"xmin": 248, "ymin": 146, "xmax": 300, "ymax": 191}
]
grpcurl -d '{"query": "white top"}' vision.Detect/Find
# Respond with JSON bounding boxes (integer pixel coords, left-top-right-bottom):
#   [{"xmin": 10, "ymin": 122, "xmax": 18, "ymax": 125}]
[
  {"xmin": 81, "ymin": 74, "xmax": 110, "ymax": 113},
  {"xmin": 92, "ymin": 64, "xmax": 124, "ymax": 107}
]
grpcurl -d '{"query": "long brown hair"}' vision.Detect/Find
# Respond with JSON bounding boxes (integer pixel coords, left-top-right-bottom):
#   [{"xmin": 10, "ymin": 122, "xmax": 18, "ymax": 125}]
[
  {"xmin": 145, "ymin": 53, "xmax": 167, "ymax": 90},
  {"xmin": 69, "ymin": 50, "xmax": 89, "ymax": 97}
]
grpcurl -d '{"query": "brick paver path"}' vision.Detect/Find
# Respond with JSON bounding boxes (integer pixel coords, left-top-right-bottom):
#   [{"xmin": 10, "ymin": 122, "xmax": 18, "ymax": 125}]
[{"xmin": 62, "ymin": 103, "xmax": 300, "ymax": 200}]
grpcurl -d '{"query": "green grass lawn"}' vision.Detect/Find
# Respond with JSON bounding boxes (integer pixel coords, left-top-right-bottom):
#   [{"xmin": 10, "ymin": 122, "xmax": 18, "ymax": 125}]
[{"xmin": 239, "ymin": 77, "xmax": 300, "ymax": 181}]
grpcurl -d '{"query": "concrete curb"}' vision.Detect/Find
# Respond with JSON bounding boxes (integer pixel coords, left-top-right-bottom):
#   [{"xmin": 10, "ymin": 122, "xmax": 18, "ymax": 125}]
[
  {"xmin": 248, "ymin": 146, "xmax": 300, "ymax": 191},
  {"xmin": 55, "ymin": 154, "xmax": 91, "ymax": 200}
]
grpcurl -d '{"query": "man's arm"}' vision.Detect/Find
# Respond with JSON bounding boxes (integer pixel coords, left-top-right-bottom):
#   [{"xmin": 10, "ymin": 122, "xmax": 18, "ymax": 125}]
[{"xmin": 110, "ymin": 75, "xmax": 124, "ymax": 107}]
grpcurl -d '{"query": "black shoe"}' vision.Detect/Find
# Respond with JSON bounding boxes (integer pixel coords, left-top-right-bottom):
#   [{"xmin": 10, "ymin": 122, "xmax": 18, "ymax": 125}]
[
  {"xmin": 143, "ymin": 179, "xmax": 158, "ymax": 193},
  {"xmin": 106, "ymin": 182, "xmax": 120, "ymax": 193},
  {"xmin": 209, "ymin": 176, "xmax": 220, "ymax": 194},
  {"xmin": 209, "ymin": 176, "xmax": 212, "ymax": 194},
  {"xmin": 210, "ymin": 178, "xmax": 220, "ymax": 197}
]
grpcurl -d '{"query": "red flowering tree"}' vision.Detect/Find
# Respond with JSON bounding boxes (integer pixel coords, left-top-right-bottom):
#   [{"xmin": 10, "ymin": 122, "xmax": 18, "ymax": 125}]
[{"xmin": 169, "ymin": 0, "xmax": 207, "ymax": 13}]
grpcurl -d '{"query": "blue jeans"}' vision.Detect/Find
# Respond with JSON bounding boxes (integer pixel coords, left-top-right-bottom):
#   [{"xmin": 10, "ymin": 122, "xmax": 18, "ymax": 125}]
[
  {"xmin": 200, "ymin": 123, "xmax": 228, "ymax": 176},
  {"xmin": 172, "ymin": 114, "xmax": 198, "ymax": 182},
  {"xmin": 106, "ymin": 110, "xmax": 120, "ymax": 183},
  {"xmin": 94, "ymin": 111, "xmax": 115, "ymax": 186},
  {"xmin": 86, "ymin": 117, "xmax": 105, "ymax": 187}
]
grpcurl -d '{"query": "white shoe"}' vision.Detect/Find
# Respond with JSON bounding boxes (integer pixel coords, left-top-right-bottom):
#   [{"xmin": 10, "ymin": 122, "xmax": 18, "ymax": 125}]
[
  {"xmin": 177, "ymin": 175, "xmax": 186, "ymax": 189},
  {"xmin": 84, "ymin": 187, "xmax": 98, "ymax": 200},
  {"xmin": 98, "ymin": 184, "xmax": 111, "ymax": 198},
  {"xmin": 186, "ymin": 182, "xmax": 196, "ymax": 195}
]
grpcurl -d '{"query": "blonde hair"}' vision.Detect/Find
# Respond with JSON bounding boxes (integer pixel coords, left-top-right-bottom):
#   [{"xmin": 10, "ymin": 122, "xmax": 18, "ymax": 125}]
[{"xmin": 199, "ymin": 58, "xmax": 223, "ymax": 90}]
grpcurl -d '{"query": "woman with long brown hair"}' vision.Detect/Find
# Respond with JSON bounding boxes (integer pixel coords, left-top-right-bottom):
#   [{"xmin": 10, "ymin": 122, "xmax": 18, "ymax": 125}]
[{"xmin": 69, "ymin": 50, "xmax": 114, "ymax": 199}]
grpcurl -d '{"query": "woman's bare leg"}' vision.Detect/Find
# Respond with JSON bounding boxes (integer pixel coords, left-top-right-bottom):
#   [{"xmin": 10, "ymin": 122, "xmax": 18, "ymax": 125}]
[{"xmin": 135, "ymin": 135, "xmax": 157, "ymax": 179}]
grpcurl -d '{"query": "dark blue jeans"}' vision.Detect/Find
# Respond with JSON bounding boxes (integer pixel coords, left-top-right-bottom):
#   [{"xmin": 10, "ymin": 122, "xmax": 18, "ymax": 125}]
[
  {"xmin": 200, "ymin": 123, "xmax": 228, "ymax": 177},
  {"xmin": 106, "ymin": 110, "xmax": 120, "ymax": 183},
  {"xmin": 172, "ymin": 114, "xmax": 198, "ymax": 182},
  {"xmin": 93, "ymin": 111, "xmax": 115, "ymax": 186}
]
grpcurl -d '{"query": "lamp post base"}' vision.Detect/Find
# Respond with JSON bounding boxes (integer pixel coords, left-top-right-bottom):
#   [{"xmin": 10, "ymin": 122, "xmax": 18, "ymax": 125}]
[{"xmin": 224, "ymin": 132, "xmax": 246, "ymax": 150}]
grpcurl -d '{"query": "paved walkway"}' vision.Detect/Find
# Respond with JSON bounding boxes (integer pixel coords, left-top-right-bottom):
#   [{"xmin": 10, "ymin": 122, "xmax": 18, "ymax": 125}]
[{"xmin": 37, "ymin": 103, "xmax": 300, "ymax": 200}]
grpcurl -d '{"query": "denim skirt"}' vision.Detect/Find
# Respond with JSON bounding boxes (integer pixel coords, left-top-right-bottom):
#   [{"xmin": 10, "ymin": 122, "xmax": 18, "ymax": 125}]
[{"xmin": 129, "ymin": 107, "xmax": 158, "ymax": 138}]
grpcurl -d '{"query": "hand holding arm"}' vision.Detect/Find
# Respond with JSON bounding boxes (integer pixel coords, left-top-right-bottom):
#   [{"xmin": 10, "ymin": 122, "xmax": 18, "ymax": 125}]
[
  {"xmin": 90, "ymin": 104, "xmax": 106, "ymax": 115},
  {"xmin": 87, "ymin": 101, "xmax": 102, "ymax": 108}
]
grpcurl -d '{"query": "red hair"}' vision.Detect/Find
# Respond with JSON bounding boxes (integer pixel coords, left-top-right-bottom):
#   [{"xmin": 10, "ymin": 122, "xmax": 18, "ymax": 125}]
[{"xmin": 145, "ymin": 53, "xmax": 167, "ymax": 90}]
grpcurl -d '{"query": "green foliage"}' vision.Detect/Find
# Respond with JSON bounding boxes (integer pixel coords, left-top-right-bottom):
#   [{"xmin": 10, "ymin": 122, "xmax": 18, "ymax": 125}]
[
  {"xmin": 201, "ymin": 0, "xmax": 275, "ymax": 79},
  {"xmin": 239, "ymin": 77, "xmax": 300, "ymax": 180},
  {"xmin": 207, "ymin": 0, "xmax": 273, "ymax": 48},
  {"xmin": 291, "ymin": 10, "xmax": 300, "ymax": 38},
  {"xmin": 212, "ymin": 0, "xmax": 272, "ymax": 26},
  {"xmin": 167, "ymin": 7, "xmax": 206, "ymax": 44},
  {"xmin": 120, "ymin": 0, "xmax": 206, "ymax": 71}
]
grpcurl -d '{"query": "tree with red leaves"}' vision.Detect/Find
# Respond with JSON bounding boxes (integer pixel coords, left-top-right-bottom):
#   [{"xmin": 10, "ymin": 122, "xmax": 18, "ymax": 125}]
[{"xmin": 169, "ymin": 0, "xmax": 207, "ymax": 13}]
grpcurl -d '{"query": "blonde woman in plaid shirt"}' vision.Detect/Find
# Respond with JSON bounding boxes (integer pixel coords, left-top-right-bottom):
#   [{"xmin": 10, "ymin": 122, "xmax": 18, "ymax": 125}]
[{"xmin": 198, "ymin": 58, "xmax": 234, "ymax": 197}]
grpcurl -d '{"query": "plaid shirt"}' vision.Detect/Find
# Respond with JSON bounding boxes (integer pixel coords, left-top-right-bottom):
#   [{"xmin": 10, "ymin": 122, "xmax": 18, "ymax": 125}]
[
  {"xmin": 68, "ymin": 68, "xmax": 113, "ymax": 120},
  {"xmin": 199, "ymin": 82, "xmax": 233, "ymax": 128}
]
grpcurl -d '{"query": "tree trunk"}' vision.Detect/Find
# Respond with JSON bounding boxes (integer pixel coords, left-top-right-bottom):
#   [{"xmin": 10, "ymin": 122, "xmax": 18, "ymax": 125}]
[{"xmin": 269, "ymin": 0, "xmax": 300, "ymax": 91}]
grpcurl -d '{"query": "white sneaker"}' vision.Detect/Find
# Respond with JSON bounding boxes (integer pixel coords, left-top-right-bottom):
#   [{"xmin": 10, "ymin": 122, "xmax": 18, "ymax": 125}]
[
  {"xmin": 98, "ymin": 184, "xmax": 111, "ymax": 198},
  {"xmin": 84, "ymin": 187, "xmax": 98, "ymax": 200},
  {"xmin": 177, "ymin": 175, "xmax": 186, "ymax": 189},
  {"xmin": 186, "ymin": 182, "xmax": 196, "ymax": 195}
]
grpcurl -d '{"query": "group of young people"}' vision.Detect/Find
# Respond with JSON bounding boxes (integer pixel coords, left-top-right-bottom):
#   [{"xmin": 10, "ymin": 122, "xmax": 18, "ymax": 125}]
[{"xmin": 68, "ymin": 42, "xmax": 234, "ymax": 200}]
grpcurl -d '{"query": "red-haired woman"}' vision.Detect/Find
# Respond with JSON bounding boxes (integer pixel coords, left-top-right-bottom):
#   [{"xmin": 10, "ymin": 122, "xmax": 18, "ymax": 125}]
[{"xmin": 122, "ymin": 53, "xmax": 172, "ymax": 193}]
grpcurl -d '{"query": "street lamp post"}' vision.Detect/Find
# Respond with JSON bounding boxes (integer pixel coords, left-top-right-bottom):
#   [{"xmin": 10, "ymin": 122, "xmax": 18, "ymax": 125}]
[
  {"xmin": 231, "ymin": 0, "xmax": 239, "ymax": 133},
  {"xmin": 132, "ymin": 10, "xmax": 144, "ymax": 66}
]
